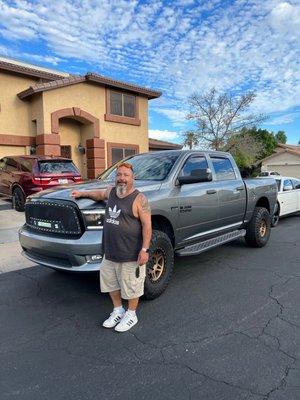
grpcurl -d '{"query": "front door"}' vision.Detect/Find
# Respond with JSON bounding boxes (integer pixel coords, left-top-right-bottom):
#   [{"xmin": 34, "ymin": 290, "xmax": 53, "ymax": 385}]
[{"xmin": 175, "ymin": 154, "xmax": 220, "ymax": 245}]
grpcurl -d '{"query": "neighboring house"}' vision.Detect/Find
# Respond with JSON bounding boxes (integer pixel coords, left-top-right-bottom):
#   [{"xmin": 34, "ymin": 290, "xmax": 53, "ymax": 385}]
[
  {"xmin": 0, "ymin": 57, "xmax": 161, "ymax": 179},
  {"xmin": 148, "ymin": 138, "xmax": 183, "ymax": 151},
  {"xmin": 261, "ymin": 143, "xmax": 300, "ymax": 179}
]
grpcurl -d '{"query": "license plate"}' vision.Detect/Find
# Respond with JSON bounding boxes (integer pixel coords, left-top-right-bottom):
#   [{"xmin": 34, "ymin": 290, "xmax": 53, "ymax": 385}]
[
  {"xmin": 58, "ymin": 179, "xmax": 68, "ymax": 184},
  {"xmin": 37, "ymin": 221, "xmax": 52, "ymax": 228}
]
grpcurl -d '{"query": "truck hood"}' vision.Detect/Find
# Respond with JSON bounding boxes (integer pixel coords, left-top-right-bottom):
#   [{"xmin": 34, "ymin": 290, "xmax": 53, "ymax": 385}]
[{"xmin": 28, "ymin": 180, "xmax": 162, "ymax": 209}]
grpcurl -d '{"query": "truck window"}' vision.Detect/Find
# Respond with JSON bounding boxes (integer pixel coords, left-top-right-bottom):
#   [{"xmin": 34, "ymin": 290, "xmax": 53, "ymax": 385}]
[
  {"xmin": 100, "ymin": 153, "xmax": 180, "ymax": 182},
  {"xmin": 179, "ymin": 156, "xmax": 208, "ymax": 177},
  {"xmin": 210, "ymin": 157, "xmax": 236, "ymax": 181}
]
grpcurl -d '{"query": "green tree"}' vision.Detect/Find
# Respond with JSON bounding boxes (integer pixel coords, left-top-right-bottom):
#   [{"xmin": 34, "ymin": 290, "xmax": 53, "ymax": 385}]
[
  {"xmin": 241, "ymin": 127, "xmax": 278, "ymax": 159},
  {"xmin": 182, "ymin": 130, "xmax": 199, "ymax": 149},
  {"xmin": 275, "ymin": 130, "xmax": 287, "ymax": 144},
  {"xmin": 224, "ymin": 131, "xmax": 263, "ymax": 170},
  {"xmin": 186, "ymin": 88, "xmax": 266, "ymax": 150}
]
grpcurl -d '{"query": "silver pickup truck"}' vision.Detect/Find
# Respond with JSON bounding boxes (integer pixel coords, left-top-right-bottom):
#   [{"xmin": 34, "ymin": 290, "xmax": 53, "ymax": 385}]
[{"xmin": 19, "ymin": 150, "xmax": 277, "ymax": 299}]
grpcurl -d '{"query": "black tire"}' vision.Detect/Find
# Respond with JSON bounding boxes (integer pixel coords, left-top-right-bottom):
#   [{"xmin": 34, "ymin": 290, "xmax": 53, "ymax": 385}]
[
  {"xmin": 143, "ymin": 230, "xmax": 174, "ymax": 300},
  {"xmin": 12, "ymin": 187, "xmax": 25, "ymax": 212},
  {"xmin": 271, "ymin": 202, "xmax": 280, "ymax": 227},
  {"xmin": 244, "ymin": 206, "xmax": 271, "ymax": 248}
]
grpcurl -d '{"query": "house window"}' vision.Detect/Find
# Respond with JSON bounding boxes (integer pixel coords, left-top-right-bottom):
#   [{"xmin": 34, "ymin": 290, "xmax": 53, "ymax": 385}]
[
  {"xmin": 110, "ymin": 92, "xmax": 136, "ymax": 118},
  {"xmin": 105, "ymin": 90, "xmax": 141, "ymax": 126},
  {"xmin": 111, "ymin": 147, "xmax": 137, "ymax": 164},
  {"xmin": 107, "ymin": 142, "xmax": 139, "ymax": 166}
]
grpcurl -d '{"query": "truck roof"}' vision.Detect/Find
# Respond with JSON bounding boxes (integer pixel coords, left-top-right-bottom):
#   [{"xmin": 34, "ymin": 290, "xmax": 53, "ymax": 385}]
[{"xmin": 147, "ymin": 149, "xmax": 232, "ymax": 157}]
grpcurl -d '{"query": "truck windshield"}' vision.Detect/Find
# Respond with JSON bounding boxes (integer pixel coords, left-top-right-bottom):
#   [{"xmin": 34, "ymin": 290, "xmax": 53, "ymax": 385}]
[{"xmin": 99, "ymin": 153, "xmax": 179, "ymax": 182}]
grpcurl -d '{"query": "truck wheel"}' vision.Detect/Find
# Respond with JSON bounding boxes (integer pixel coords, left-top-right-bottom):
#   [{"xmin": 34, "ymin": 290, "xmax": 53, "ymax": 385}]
[
  {"xmin": 144, "ymin": 230, "xmax": 174, "ymax": 300},
  {"xmin": 13, "ymin": 187, "xmax": 25, "ymax": 212},
  {"xmin": 245, "ymin": 207, "xmax": 271, "ymax": 248},
  {"xmin": 271, "ymin": 203, "xmax": 280, "ymax": 227}
]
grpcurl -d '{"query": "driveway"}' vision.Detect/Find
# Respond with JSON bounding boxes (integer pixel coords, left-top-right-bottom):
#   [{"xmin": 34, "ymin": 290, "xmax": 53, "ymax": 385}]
[{"xmin": 0, "ymin": 211, "xmax": 299, "ymax": 400}]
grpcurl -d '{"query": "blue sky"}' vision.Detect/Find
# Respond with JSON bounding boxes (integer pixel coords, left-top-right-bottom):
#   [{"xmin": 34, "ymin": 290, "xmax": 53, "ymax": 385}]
[{"xmin": 0, "ymin": 0, "xmax": 299, "ymax": 145}]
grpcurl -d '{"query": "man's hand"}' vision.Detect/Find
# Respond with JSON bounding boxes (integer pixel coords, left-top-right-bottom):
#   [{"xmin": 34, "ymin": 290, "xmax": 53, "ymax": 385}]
[
  {"xmin": 71, "ymin": 190, "xmax": 82, "ymax": 199},
  {"xmin": 137, "ymin": 249, "xmax": 149, "ymax": 266}
]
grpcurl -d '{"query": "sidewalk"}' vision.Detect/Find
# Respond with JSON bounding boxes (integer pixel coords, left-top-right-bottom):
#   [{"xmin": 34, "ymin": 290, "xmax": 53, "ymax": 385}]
[{"xmin": 0, "ymin": 198, "xmax": 34, "ymax": 273}]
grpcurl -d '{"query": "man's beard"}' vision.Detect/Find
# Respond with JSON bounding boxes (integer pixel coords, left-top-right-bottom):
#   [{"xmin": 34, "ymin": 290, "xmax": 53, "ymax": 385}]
[{"xmin": 116, "ymin": 183, "xmax": 127, "ymax": 197}]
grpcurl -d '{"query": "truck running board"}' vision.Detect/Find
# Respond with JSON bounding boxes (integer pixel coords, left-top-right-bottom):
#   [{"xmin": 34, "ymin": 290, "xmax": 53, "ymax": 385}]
[{"xmin": 176, "ymin": 229, "xmax": 246, "ymax": 257}]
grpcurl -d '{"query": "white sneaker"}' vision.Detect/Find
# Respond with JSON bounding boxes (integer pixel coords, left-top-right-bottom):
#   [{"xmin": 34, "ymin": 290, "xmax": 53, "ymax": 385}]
[
  {"xmin": 115, "ymin": 311, "xmax": 138, "ymax": 332},
  {"xmin": 102, "ymin": 309, "xmax": 125, "ymax": 328}
]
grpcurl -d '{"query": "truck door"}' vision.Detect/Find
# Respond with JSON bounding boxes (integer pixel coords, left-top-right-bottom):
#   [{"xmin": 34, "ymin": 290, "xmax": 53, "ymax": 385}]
[
  {"xmin": 0, "ymin": 158, "xmax": 19, "ymax": 196},
  {"xmin": 209, "ymin": 156, "xmax": 246, "ymax": 228},
  {"xmin": 175, "ymin": 154, "xmax": 219, "ymax": 245},
  {"xmin": 280, "ymin": 178, "xmax": 298, "ymax": 215}
]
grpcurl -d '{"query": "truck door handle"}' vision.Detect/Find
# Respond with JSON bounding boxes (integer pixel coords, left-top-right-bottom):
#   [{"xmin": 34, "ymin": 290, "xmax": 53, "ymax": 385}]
[
  {"xmin": 236, "ymin": 186, "xmax": 244, "ymax": 191},
  {"xmin": 206, "ymin": 189, "xmax": 217, "ymax": 194}
]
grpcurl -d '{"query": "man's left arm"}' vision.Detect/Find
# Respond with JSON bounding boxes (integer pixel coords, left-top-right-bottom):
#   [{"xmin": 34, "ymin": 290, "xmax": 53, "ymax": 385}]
[{"xmin": 136, "ymin": 194, "xmax": 152, "ymax": 266}]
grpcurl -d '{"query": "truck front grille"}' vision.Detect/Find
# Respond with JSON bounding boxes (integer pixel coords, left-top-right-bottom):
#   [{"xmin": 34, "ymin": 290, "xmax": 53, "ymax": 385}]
[{"xmin": 25, "ymin": 199, "xmax": 82, "ymax": 237}]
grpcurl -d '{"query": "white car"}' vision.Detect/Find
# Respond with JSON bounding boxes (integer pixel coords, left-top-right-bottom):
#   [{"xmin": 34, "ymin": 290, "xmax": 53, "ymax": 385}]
[
  {"xmin": 271, "ymin": 176, "xmax": 300, "ymax": 226},
  {"xmin": 259, "ymin": 171, "xmax": 280, "ymax": 177}
]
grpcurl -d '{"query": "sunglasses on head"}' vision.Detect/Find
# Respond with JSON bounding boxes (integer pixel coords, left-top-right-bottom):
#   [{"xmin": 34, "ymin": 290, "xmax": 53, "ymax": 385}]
[{"xmin": 117, "ymin": 162, "xmax": 134, "ymax": 171}]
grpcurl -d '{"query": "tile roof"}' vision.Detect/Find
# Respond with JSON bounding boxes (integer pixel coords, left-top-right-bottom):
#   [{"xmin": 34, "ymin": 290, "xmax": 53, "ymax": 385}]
[
  {"xmin": 17, "ymin": 73, "xmax": 161, "ymax": 100},
  {"xmin": 2, "ymin": 56, "xmax": 161, "ymax": 100},
  {"xmin": 277, "ymin": 143, "xmax": 300, "ymax": 153},
  {"xmin": 261, "ymin": 147, "xmax": 300, "ymax": 162},
  {"xmin": 0, "ymin": 58, "xmax": 68, "ymax": 81},
  {"xmin": 86, "ymin": 73, "xmax": 161, "ymax": 99},
  {"xmin": 18, "ymin": 76, "xmax": 86, "ymax": 99}
]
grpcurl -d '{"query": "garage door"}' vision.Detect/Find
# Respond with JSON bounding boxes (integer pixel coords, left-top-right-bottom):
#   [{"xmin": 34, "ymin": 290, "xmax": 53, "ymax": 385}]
[{"xmin": 267, "ymin": 164, "xmax": 300, "ymax": 179}]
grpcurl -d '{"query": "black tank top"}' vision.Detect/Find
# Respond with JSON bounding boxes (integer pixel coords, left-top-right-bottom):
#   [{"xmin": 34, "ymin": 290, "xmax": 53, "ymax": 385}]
[{"xmin": 103, "ymin": 187, "xmax": 142, "ymax": 262}]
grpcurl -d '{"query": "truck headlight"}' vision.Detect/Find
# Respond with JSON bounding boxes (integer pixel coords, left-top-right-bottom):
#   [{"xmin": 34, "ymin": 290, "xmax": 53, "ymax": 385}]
[{"xmin": 82, "ymin": 209, "xmax": 105, "ymax": 230}]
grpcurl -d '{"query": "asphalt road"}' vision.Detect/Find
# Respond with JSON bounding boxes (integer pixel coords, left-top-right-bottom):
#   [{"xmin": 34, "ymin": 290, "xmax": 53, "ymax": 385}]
[{"xmin": 1, "ymin": 214, "xmax": 299, "ymax": 400}]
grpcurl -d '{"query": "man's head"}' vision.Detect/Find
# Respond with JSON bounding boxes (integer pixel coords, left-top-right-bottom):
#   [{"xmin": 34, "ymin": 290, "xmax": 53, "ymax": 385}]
[{"xmin": 115, "ymin": 162, "xmax": 134, "ymax": 197}]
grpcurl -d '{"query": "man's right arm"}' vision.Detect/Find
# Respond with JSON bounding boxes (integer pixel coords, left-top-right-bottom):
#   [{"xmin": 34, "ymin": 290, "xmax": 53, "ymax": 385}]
[{"xmin": 71, "ymin": 187, "xmax": 111, "ymax": 201}]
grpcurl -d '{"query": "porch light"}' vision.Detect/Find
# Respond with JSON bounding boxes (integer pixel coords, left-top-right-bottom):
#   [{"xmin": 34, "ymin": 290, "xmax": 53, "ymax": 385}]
[{"xmin": 77, "ymin": 144, "xmax": 85, "ymax": 154}]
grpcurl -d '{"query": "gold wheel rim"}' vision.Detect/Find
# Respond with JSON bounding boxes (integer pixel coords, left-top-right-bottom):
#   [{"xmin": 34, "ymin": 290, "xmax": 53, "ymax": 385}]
[
  {"xmin": 259, "ymin": 220, "xmax": 267, "ymax": 237},
  {"xmin": 148, "ymin": 250, "xmax": 165, "ymax": 282}
]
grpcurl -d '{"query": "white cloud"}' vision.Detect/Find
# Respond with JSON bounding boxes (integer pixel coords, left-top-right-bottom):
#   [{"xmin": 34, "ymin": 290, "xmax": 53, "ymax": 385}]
[
  {"xmin": 0, "ymin": 0, "xmax": 299, "ymax": 125},
  {"xmin": 149, "ymin": 129, "xmax": 180, "ymax": 141},
  {"xmin": 153, "ymin": 108, "xmax": 188, "ymax": 127},
  {"xmin": 268, "ymin": 112, "xmax": 300, "ymax": 125}
]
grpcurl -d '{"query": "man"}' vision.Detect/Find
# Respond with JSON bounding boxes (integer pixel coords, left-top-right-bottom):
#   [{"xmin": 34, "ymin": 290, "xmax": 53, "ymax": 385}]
[{"xmin": 71, "ymin": 162, "xmax": 152, "ymax": 332}]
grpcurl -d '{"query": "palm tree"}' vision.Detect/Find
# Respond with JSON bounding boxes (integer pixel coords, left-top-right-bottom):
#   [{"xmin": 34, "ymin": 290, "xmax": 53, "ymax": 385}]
[{"xmin": 182, "ymin": 130, "xmax": 199, "ymax": 149}]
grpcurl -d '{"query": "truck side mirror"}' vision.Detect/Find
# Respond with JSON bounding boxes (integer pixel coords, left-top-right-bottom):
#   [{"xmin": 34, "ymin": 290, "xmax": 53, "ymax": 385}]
[
  {"xmin": 283, "ymin": 185, "xmax": 293, "ymax": 191},
  {"xmin": 178, "ymin": 168, "xmax": 212, "ymax": 185}
]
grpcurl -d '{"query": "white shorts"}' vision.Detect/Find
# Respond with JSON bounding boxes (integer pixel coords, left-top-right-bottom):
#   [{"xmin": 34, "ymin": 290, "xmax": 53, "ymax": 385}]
[{"xmin": 100, "ymin": 257, "xmax": 146, "ymax": 300}]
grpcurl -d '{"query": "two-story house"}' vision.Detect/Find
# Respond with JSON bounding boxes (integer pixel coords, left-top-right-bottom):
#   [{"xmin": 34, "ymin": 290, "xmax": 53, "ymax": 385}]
[{"xmin": 0, "ymin": 57, "xmax": 161, "ymax": 179}]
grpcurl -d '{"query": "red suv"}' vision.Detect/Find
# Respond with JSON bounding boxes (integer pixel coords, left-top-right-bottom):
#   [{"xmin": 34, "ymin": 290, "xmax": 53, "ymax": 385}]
[{"xmin": 0, "ymin": 156, "xmax": 82, "ymax": 211}]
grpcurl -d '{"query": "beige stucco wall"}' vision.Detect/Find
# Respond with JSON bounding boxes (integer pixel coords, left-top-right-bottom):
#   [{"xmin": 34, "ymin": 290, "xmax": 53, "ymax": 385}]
[
  {"xmin": 0, "ymin": 145, "xmax": 27, "ymax": 158},
  {"xmin": 262, "ymin": 152, "xmax": 300, "ymax": 178},
  {"xmin": 268, "ymin": 165, "xmax": 300, "ymax": 178},
  {"xmin": 0, "ymin": 71, "xmax": 38, "ymax": 135},
  {"xmin": 42, "ymin": 83, "xmax": 149, "ymax": 157},
  {"xmin": 30, "ymin": 93, "xmax": 44, "ymax": 136},
  {"xmin": 59, "ymin": 119, "xmax": 88, "ymax": 178},
  {"xmin": 1, "ymin": 72, "xmax": 151, "ymax": 175}
]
